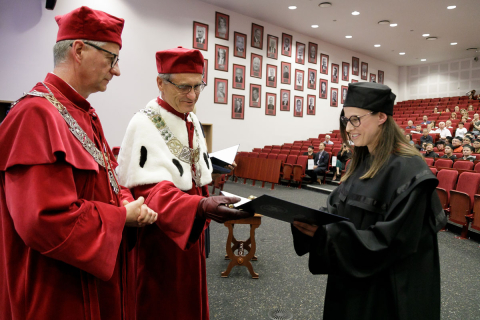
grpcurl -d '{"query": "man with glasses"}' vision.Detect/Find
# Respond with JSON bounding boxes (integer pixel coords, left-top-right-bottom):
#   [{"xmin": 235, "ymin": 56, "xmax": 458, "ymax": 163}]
[
  {"xmin": 116, "ymin": 47, "xmax": 251, "ymax": 320},
  {"xmin": 0, "ymin": 6, "xmax": 158, "ymax": 320}
]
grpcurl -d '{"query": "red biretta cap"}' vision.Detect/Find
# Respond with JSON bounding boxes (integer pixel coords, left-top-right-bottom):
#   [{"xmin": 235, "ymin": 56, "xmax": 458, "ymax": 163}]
[
  {"xmin": 55, "ymin": 6, "xmax": 125, "ymax": 48},
  {"xmin": 156, "ymin": 47, "xmax": 204, "ymax": 74}
]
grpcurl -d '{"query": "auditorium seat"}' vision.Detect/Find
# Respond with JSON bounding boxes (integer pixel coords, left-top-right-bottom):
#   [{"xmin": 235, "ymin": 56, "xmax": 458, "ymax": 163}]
[
  {"xmin": 276, "ymin": 154, "xmax": 288, "ymax": 163},
  {"xmin": 292, "ymin": 156, "xmax": 308, "ymax": 188},
  {"xmin": 435, "ymin": 159, "xmax": 453, "ymax": 170},
  {"xmin": 471, "ymin": 195, "xmax": 480, "ymax": 234},
  {"xmin": 267, "ymin": 153, "xmax": 277, "ymax": 160},
  {"xmin": 453, "ymin": 160, "xmax": 474, "ymax": 173},
  {"xmin": 252, "ymin": 148, "xmax": 262, "ymax": 153},
  {"xmin": 474, "ymin": 162, "xmax": 480, "ymax": 173},
  {"xmin": 258, "ymin": 153, "xmax": 268, "ymax": 159},
  {"xmin": 248, "ymin": 152, "xmax": 259, "ymax": 158},
  {"xmin": 424, "ymin": 158, "xmax": 434, "ymax": 166},
  {"xmin": 436, "ymin": 169, "xmax": 458, "ymax": 212},
  {"xmin": 429, "ymin": 167, "xmax": 437, "ymax": 175},
  {"xmin": 281, "ymin": 155, "xmax": 297, "ymax": 185},
  {"xmin": 449, "ymin": 172, "xmax": 480, "ymax": 238}
]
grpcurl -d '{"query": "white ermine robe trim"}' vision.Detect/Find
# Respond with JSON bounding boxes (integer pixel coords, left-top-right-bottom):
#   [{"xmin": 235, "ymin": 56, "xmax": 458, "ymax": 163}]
[{"xmin": 116, "ymin": 98, "xmax": 213, "ymax": 191}]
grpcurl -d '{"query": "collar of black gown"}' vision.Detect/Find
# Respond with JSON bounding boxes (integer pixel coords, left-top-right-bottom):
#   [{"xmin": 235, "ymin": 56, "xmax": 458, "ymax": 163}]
[{"xmin": 343, "ymin": 82, "xmax": 396, "ymax": 116}]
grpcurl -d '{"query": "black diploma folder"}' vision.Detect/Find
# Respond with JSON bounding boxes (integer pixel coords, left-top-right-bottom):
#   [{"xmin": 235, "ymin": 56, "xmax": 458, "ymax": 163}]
[{"xmin": 236, "ymin": 195, "xmax": 349, "ymax": 225}]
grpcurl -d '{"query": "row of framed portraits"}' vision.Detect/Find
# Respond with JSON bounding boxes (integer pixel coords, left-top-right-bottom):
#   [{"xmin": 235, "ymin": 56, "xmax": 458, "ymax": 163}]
[{"xmin": 220, "ymin": 82, "xmax": 351, "ymax": 119}]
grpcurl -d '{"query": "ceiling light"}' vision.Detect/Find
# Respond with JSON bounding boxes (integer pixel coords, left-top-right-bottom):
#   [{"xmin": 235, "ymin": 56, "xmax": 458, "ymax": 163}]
[
  {"xmin": 447, "ymin": 5, "xmax": 456, "ymax": 9},
  {"xmin": 374, "ymin": 44, "xmax": 381, "ymax": 47},
  {"xmin": 288, "ymin": 6, "xmax": 297, "ymax": 9},
  {"xmin": 399, "ymin": 52, "xmax": 406, "ymax": 55},
  {"xmin": 345, "ymin": 35, "xmax": 352, "ymax": 39},
  {"xmin": 352, "ymin": 11, "xmax": 360, "ymax": 15},
  {"xmin": 421, "ymin": 59, "xmax": 427, "ymax": 61},
  {"xmin": 318, "ymin": 2, "xmax": 332, "ymax": 8},
  {"xmin": 311, "ymin": 25, "xmax": 319, "ymax": 28},
  {"xmin": 451, "ymin": 42, "xmax": 457, "ymax": 45},
  {"xmin": 426, "ymin": 37, "xmax": 437, "ymax": 41},
  {"xmin": 467, "ymin": 48, "xmax": 478, "ymax": 51},
  {"xmin": 422, "ymin": 34, "xmax": 430, "ymax": 37},
  {"xmin": 378, "ymin": 20, "xmax": 390, "ymax": 25},
  {"xmin": 390, "ymin": 23, "xmax": 398, "ymax": 27}
]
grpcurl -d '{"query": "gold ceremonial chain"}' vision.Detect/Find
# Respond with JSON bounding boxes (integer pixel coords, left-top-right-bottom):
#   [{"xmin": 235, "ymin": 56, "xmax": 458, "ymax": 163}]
[
  {"xmin": 140, "ymin": 107, "xmax": 203, "ymax": 187},
  {"xmin": 12, "ymin": 83, "xmax": 120, "ymax": 194}
]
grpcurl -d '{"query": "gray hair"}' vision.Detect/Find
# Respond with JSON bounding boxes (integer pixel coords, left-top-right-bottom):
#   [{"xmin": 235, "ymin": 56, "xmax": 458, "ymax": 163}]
[
  {"xmin": 157, "ymin": 73, "xmax": 171, "ymax": 81},
  {"xmin": 53, "ymin": 39, "xmax": 106, "ymax": 67}
]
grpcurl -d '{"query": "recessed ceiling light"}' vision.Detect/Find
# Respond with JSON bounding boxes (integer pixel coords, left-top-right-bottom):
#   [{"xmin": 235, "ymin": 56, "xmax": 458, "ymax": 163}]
[
  {"xmin": 426, "ymin": 37, "xmax": 437, "ymax": 41},
  {"xmin": 288, "ymin": 6, "xmax": 297, "ymax": 9},
  {"xmin": 311, "ymin": 25, "xmax": 319, "ymax": 28},
  {"xmin": 450, "ymin": 42, "xmax": 458, "ymax": 45},
  {"xmin": 390, "ymin": 23, "xmax": 398, "ymax": 27},
  {"xmin": 447, "ymin": 5, "xmax": 456, "ymax": 9},
  {"xmin": 399, "ymin": 52, "xmax": 406, "ymax": 55},
  {"xmin": 421, "ymin": 59, "xmax": 427, "ymax": 61},
  {"xmin": 345, "ymin": 35, "xmax": 352, "ymax": 39},
  {"xmin": 352, "ymin": 11, "xmax": 360, "ymax": 15},
  {"xmin": 374, "ymin": 44, "xmax": 381, "ymax": 47},
  {"xmin": 422, "ymin": 34, "xmax": 430, "ymax": 37},
  {"xmin": 378, "ymin": 20, "xmax": 390, "ymax": 25},
  {"xmin": 318, "ymin": 2, "xmax": 332, "ymax": 8},
  {"xmin": 467, "ymin": 48, "xmax": 478, "ymax": 51}
]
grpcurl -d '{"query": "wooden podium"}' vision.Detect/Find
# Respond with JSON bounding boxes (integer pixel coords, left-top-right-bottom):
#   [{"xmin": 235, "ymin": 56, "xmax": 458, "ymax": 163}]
[{"xmin": 221, "ymin": 213, "xmax": 262, "ymax": 279}]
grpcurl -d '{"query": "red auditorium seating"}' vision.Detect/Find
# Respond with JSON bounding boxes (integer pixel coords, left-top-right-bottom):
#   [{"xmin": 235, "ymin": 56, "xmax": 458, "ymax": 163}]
[
  {"xmin": 435, "ymin": 159, "xmax": 453, "ymax": 170},
  {"xmin": 430, "ymin": 167, "xmax": 437, "ymax": 175},
  {"xmin": 471, "ymin": 196, "xmax": 480, "ymax": 234},
  {"xmin": 436, "ymin": 169, "xmax": 458, "ymax": 212},
  {"xmin": 292, "ymin": 155, "xmax": 308, "ymax": 188},
  {"xmin": 249, "ymin": 152, "xmax": 259, "ymax": 158},
  {"xmin": 252, "ymin": 148, "xmax": 262, "ymax": 153},
  {"xmin": 267, "ymin": 153, "xmax": 277, "ymax": 160},
  {"xmin": 449, "ymin": 172, "xmax": 480, "ymax": 238},
  {"xmin": 474, "ymin": 162, "xmax": 480, "ymax": 173},
  {"xmin": 276, "ymin": 154, "xmax": 287, "ymax": 163},
  {"xmin": 452, "ymin": 160, "xmax": 474, "ymax": 173},
  {"xmin": 281, "ymin": 155, "xmax": 298, "ymax": 185},
  {"xmin": 424, "ymin": 158, "xmax": 434, "ymax": 166},
  {"xmin": 259, "ymin": 153, "xmax": 268, "ymax": 159}
]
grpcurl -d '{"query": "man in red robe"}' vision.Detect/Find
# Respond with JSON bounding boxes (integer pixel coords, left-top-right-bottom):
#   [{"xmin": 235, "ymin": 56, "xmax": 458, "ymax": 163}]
[
  {"xmin": 0, "ymin": 7, "xmax": 157, "ymax": 320},
  {"xmin": 116, "ymin": 47, "xmax": 251, "ymax": 319}
]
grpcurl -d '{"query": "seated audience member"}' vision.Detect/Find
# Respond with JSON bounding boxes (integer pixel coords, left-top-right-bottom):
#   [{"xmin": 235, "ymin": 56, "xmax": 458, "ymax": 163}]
[
  {"xmin": 445, "ymin": 136, "xmax": 453, "ymax": 145},
  {"xmin": 462, "ymin": 136, "xmax": 472, "ymax": 146},
  {"xmin": 445, "ymin": 107, "xmax": 451, "ymax": 113},
  {"xmin": 460, "ymin": 145, "xmax": 476, "ymax": 161},
  {"xmin": 424, "ymin": 143, "xmax": 438, "ymax": 158},
  {"xmin": 306, "ymin": 142, "xmax": 329, "ymax": 184},
  {"xmin": 405, "ymin": 120, "xmax": 415, "ymax": 129},
  {"xmin": 452, "ymin": 137, "xmax": 464, "ymax": 153},
  {"xmin": 411, "ymin": 124, "xmax": 423, "ymax": 134},
  {"xmin": 454, "ymin": 105, "xmax": 460, "ymax": 113},
  {"xmin": 405, "ymin": 134, "xmax": 414, "ymax": 145},
  {"xmin": 420, "ymin": 115, "xmax": 431, "ymax": 125},
  {"xmin": 460, "ymin": 109, "xmax": 471, "ymax": 121},
  {"xmin": 432, "ymin": 121, "xmax": 452, "ymax": 137},
  {"xmin": 332, "ymin": 144, "xmax": 352, "ymax": 181},
  {"xmin": 420, "ymin": 128, "xmax": 433, "ymax": 145},
  {"xmin": 426, "ymin": 123, "xmax": 434, "ymax": 133},
  {"xmin": 455, "ymin": 122, "xmax": 467, "ymax": 138},
  {"xmin": 450, "ymin": 112, "xmax": 457, "ymax": 120},
  {"xmin": 433, "ymin": 107, "xmax": 439, "ymax": 114},
  {"xmin": 436, "ymin": 141, "xmax": 445, "ymax": 152},
  {"xmin": 323, "ymin": 135, "xmax": 334, "ymax": 145},
  {"xmin": 471, "ymin": 113, "xmax": 480, "ymax": 135},
  {"xmin": 473, "ymin": 139, "xmax": 480, "ymax": 153},
  {"xmin": 441, "ymin": 144, "xmax": 457, "ymax": 160},
  {"xmin": 461, "ymin": 116, "xmax": 469, "ymax": 125},
  {"xmin": 303, "ymin": 146, "xmax": 315, "ymax": 157},
  {"xmin": 468, "ymin": 91, "xmax": 476, "ymax": 100},
  {"xmin": 431, "ymin": 121, "xmax": 438, "ymax": 129},
  {"xmin": 468, "ymin": 105, "xmax": 474, "ymax": 111},
  {"xmin": 445, "ymin": 120, "xmax": 453, "ymax": 129}
]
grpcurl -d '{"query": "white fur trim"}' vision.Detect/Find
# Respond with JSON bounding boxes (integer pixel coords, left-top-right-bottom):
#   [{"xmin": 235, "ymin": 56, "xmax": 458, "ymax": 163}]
[{"xmin": 116, "ymin": 98, "xmax": 213, "ymax": 191}]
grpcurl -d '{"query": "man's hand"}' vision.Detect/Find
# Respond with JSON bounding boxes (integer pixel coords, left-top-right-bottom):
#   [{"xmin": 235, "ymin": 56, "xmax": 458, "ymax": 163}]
[
  {"xmin": 313, "ymin": 165, "xmax": 318, "ymax": 169},
  {"xmin": 123, "ymin": 197, "xmax": 158, "ymax": 227},
  {"xmin": 292, "ymin": 221, "xmax": 318, "ymax": 237},
  {"xmin": 197, "ymin": 196, "xmax": 253, "ymax": 223}
]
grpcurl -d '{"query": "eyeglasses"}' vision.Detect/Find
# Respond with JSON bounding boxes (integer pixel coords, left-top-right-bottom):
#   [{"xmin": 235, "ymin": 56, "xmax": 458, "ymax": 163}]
[
  {"xmin": 82, "ymin": 41, "xmax": 119, "ymax": 68},
  {"xmin": 165, "ymin": 78, "xmax": 206, "ymax": 94},
  {"xmin": 340, "ymin": 112, "xmax": 372, "ymax": 128}
]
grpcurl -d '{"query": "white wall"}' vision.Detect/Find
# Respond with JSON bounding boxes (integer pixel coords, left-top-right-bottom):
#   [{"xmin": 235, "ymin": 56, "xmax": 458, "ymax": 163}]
[
  {"xmin": 0, "ymin": 0, "xmax": 399, "ymax": 152},
  {"xmin": 400, "ymin": 57, "xmax": 480, "ymax": 102}
]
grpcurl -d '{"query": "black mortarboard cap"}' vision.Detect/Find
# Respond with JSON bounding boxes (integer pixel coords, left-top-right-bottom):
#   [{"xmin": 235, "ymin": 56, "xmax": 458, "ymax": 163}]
[{"xmin": 343, "ymin": 82, "xmax": 396, "ymax": 116}]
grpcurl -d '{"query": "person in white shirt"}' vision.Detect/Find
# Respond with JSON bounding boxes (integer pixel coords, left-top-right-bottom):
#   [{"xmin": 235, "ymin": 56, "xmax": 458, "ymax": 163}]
[
  {"xmin": 431, "ymin": 121, "xmax": 452, "ymax": 137},
  {"xmin": 323, "ymin": 135, "xmax": 334, "ymax": 145},
  {"xmin": 455, "ymin": 122, "xmax": 467, "ymax": 138}
]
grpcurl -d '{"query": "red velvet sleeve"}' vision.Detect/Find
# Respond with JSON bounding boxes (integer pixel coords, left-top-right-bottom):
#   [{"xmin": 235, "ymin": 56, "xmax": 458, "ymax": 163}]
[
  {"xmin": 5, "ymin": 163, "xmax": 126, "ymax": 281},
  {"xmin": 133, "ymin": 181, "xmax": 206, "ymax": 250}
]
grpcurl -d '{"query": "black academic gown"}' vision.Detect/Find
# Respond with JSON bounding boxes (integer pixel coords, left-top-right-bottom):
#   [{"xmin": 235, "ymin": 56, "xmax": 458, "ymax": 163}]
[{"xmin": 292, "ymin": 153, "xmax": 446, "ymax": 320}]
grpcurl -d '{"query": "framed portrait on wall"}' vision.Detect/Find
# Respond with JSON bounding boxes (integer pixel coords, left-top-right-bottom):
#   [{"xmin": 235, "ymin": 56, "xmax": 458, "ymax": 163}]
[
  {"xmin": 233, "ymin": 32, "xmax": 247, "ymax": 58},
  {"xmin": 361, "ymin": 62, "xmax": 368, "ymax": 80},
  {"xmin": 250, "ymin": 53, "xmax": 263, "ymax": 78},
  {"xmin": 193, "ymin": 21, "xmax": 208, "ymax": 51},
  {"xmin": 215, "ymin": 12, "xmax": 229, "ymax": 40},
  {"xmin": 307, "ymin": 95, "xmax": 316, "ymax": 115},
  {"xmin": 266, "ymin": 35, "xmax": 278, "ymax": 59},
  {"xmin": 281, "ymin": 33, "xmax": 293, "ymax": 57},
  {"xmin": 351, "ymin": 79, "xmax": 358, "ymax": 83},
  {"xmin": 232, "ymin": 64, "xmax": 245, "ymax": 90},
  {"xmin": 320, "ymin": 53, "xmax": 329, "ymax": 75},
  {"xmin": 341, "ymin": 85, "xmax": 348, "ymax": 104},
  {"xmin": 295, "ymin": 42, "xmax": 305, "ymax": 65},
  {"xmin": 249, "ymin": 84, "xmax": 261, "ymax": 108},
  {"xmin": 202, "ymin": 59, "xmax": 208, "ymax": 85},
  {"xmin": 307, "ymin": 68, "xmax": 317, "ymax": 90},
  {"xmin": 370, "ymin": 73, "xmax": 377, "ymax": 82},
  {"xmin": 214, "ymin": 78, "xmax": 228, "ymax": 104},
  {"xmin": 319, "ymin": 79, "xmax": 328, "ymax": 99},
  {"xmin": 308, "ymin": 42, "xmax": 318, "ymax": 64},
  {"xmin": 251, "ymin": 23, "xmax": 264, "ymax": 49},
  {"xmin": 265, "ymin": 93, "xmax": 276, "ymax": 116},
  {"xmin": 330, "ymin": 88, "xmax": 338, "ymax": 107},
  {"xmin": 281, "ymin": 61, "xmax": 291, "ymax": 84},
  {"xmin": 352, "ymin": 57, "xmax": 359, "ymax": 76},
  {"xmin": 266, "ymin": 64, "xmax": 277, "ymax": 88},
  {"xmin": 294, "ymin": 96, "xmax": 303, "ymax": 117},
  {"xmin": 294, "ymin": 69, "xmax": 304, "ymax": 91},
  {"xmin": 215, "ymin": 44, "xmax": 229, "ymax": 71},
  {"xmin": 232, "ymin": 94, "xmax": 245, "ymax": 119},
  {"xmin": 342, "ymin": 62, "xmax": 350, "ymax": 82},
  {"xmin": 378, "ymin": 70, "xmax": 384, "ymax": 84},
  {"xmin": 280, "ymin": 89, "xmax": 290, "ymax": 111},
  {"xmin": 331, "ymin": 63, "xmax": 339, "ymax": 83}
]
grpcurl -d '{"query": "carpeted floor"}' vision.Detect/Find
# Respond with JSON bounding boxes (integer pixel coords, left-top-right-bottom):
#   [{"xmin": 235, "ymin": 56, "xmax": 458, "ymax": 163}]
[{"xmin": 205, "ymin": 181, "xmax": 480, "ymax": 320}]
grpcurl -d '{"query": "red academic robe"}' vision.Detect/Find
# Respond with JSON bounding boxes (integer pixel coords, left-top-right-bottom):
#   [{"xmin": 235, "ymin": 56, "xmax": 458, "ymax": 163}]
[
  {"xmin": 0, "ymin": 73, "xmax": 132, "ymax": 320},
  {"xmin": 129, "ymin": 100, "xmax": 211, "ymax": 320}
]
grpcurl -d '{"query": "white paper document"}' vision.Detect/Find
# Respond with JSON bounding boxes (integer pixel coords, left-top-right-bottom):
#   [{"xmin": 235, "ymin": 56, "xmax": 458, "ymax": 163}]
[
  {"xmin": 331, "ymin": 156, "xmax": 337, "ymax": 166},
  {"xmin": 220, "ymin": 191, "xmax": 251, "ymax": 207},
  {"xmin": 209, "ymin": 144, "xmax": 240, "ymax": 166},
  {"xmin": 307, "ymin": 159, "xmax": 314, "ymax": 170}
]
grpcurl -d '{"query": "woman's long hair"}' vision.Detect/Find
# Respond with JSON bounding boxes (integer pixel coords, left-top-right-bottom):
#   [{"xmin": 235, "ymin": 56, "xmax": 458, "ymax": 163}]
[{"xmin": 340, "ymin": 109, "xmax": 422, "ymax": 182}]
